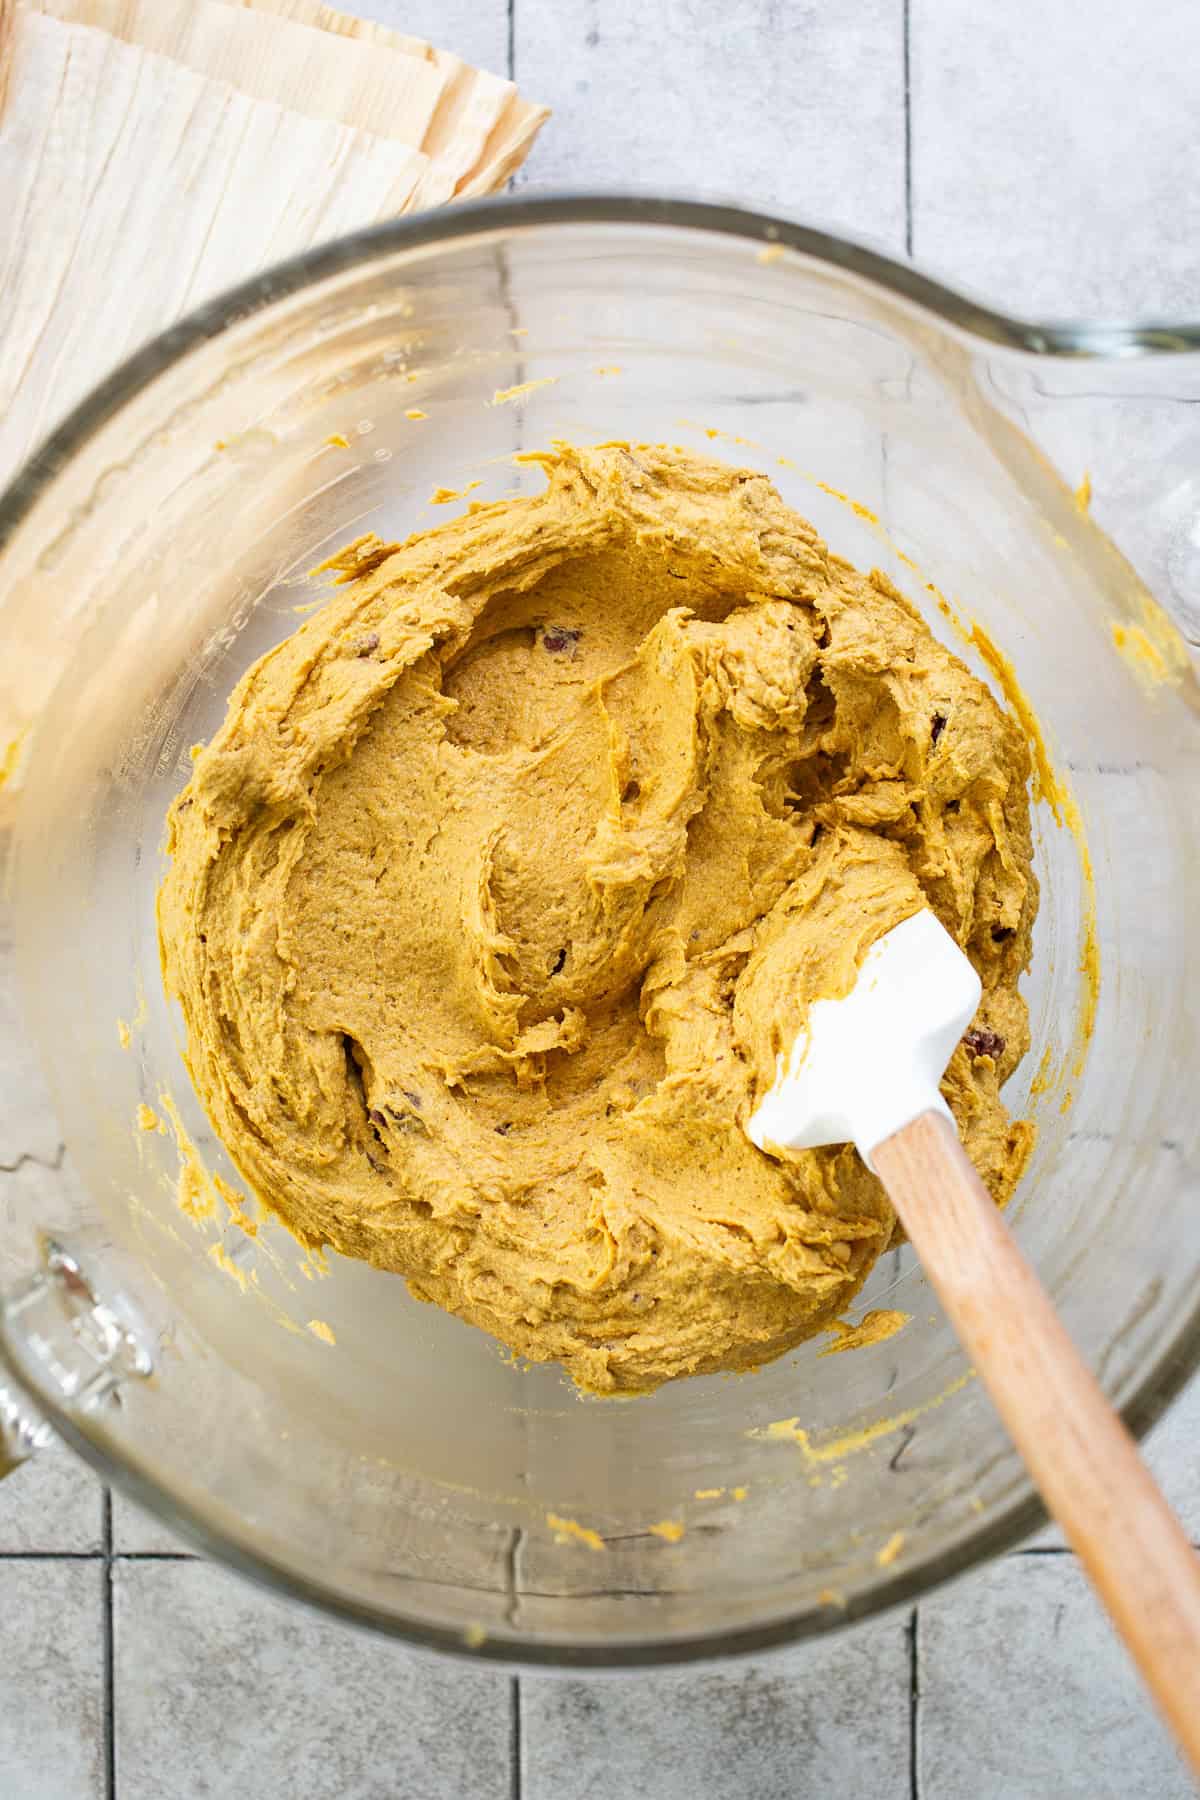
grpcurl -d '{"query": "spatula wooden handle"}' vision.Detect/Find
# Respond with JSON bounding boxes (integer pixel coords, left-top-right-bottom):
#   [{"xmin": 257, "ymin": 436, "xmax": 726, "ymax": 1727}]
[{"xmin": 874, "ymin": 1110, "xmax": 1200, "ymax": 1775}]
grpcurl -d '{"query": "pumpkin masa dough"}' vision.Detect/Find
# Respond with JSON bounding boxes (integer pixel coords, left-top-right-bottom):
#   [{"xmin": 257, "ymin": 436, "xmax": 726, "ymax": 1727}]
[{"xmin": 159, "ymin": 444, "xmax": 1037, "ymax": 1394}]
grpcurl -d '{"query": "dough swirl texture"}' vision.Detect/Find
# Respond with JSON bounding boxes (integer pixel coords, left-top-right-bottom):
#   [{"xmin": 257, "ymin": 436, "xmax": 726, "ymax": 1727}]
[{"xmin": 159, "ymin": 445, "xmax": 1036, "ymax": 1393}]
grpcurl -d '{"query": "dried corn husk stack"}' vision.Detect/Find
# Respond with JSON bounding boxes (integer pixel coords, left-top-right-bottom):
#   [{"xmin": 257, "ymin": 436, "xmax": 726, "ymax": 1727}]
[{"xmin": 0, "ymin": 0, "xmax": 548, "ymax": 793}]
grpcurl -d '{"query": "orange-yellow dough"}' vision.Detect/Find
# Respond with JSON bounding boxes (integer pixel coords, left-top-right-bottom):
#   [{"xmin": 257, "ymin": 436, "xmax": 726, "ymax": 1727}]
[{"xmin": 158, "ymin": 444, "xmax": 1036, "ymax": 1394}]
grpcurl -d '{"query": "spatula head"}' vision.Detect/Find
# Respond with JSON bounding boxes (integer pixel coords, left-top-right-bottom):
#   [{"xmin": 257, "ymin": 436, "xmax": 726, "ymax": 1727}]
[{"xmin": 746, "ymin": 909, "xmax": 981, "ymax": 1167}]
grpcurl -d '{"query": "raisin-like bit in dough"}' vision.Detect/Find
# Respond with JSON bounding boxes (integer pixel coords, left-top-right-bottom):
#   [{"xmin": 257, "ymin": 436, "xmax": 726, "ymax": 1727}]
[{"xmin": 541, "ymin": 625, "xmax": 581, "ymax": 655}]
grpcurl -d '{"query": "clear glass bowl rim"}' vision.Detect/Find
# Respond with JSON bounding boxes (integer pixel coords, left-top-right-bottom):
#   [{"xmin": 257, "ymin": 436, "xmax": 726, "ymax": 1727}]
[{"xmin": 2, "ymin": 189, "xmax": 1199, "ymax": 1668}]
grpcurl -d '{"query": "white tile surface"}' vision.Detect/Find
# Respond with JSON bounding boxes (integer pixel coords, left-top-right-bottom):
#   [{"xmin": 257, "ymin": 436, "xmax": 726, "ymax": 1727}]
[
  {"xmin": 109, "ymin": 1488, "xmax": 194, "ymax": 1557},
  {"xmin": 919, "ymin": 1556, "xmax": 1192, "ymax": 1798},
  {"xmin": 340, "ymin": 0, "xmax": 510, "ymax": 74},
  {"xmin": 113, "ymin": 1559, "xmax": 512, "ymax": 1800},
  {"xmin": 910, "ymin": 0, "xmax": 1200, "ymax": 313},
  {"xmin": 521, "ymin": 1617, "xmax": 911, "ymax": 1800},
  {"xmin": 515, "ymin": 0, "xmax": 907, "ymax": 254},
  {"xmin": 0, "ymin": 1445, "xmax": 104, "ymax": 1555},
  {"xmin": 1142, "ymin": 1376, "xmax": 1200, "ymax": 1543},
  {"xmin": 0, "ymin": 1561, "xmax": 106, "ymax": 1800}
]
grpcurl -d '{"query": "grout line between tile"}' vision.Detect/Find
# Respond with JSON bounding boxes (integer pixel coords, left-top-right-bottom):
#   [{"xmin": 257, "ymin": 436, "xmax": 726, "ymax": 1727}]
[
  {"xmin": 902, "ymin": 0, "xmax": 913, "ymax": 257},
  {"xmin": 0, "ymin": 1142, "xmax": 66, "ymax": 1178},
  {"xmin": 509, "ymin": 1674, "xmax": 522, "ymax": 1800},
  {"xmin": 0, "ymin": 1550, "xmax": 200, "ymax": 1562},
  {"xmin": 103, "ymin": 1491, "xmax": 115, "ymax": 1800},
  {"xmin": 0, "ymin": 1550, "xmax": 104, "ymax": 1561},
  {"xmin": 907, "ymin": 1604, "xmax": 919, "ymax": 1800},
  {"xmin": 115, "ymin": 1551, "xmax": 199, "ymax": 1562},
  {"xmin": 507, "ymin": 0, "xmax": 515, "ymax": 81}
]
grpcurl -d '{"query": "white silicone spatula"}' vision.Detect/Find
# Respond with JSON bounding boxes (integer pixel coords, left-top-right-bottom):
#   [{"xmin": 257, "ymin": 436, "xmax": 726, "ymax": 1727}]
[{"xmin": 748, "ymin": 910, "xmax": 1200, "ymax": 1776}]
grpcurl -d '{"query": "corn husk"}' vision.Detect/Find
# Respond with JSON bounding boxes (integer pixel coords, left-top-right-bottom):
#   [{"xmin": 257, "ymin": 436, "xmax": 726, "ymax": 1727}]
[
  {"xmin": 0, "ymin": 0, "xmax": 547, "ymax": 787},
  {"xmin": 0, "ymin": 1, "xmax": 14, "ymax": 111},
  {"xmin": 223, "ymin": 0, "xmax": 548, "ymax": 194},
  {"xmin": 27, "ymin": 0, "xmax": 545, "ymax": 202},
  {"xmin": 0, "ymin": 10, "xmax": 433, "ymax": 477}
]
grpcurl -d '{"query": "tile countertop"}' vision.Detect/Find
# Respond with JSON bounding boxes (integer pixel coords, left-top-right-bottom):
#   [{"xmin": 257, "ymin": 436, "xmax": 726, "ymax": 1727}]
[{"xmin": 3, "ymin": 1, "xmax": 1200, "ymax": 1795}]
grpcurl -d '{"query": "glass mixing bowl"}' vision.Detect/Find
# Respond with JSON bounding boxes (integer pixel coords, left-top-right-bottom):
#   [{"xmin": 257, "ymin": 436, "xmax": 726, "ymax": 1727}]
[{"xmin": 1, "ymin": 196, "xmax": 1198, "ymax": 1667}]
